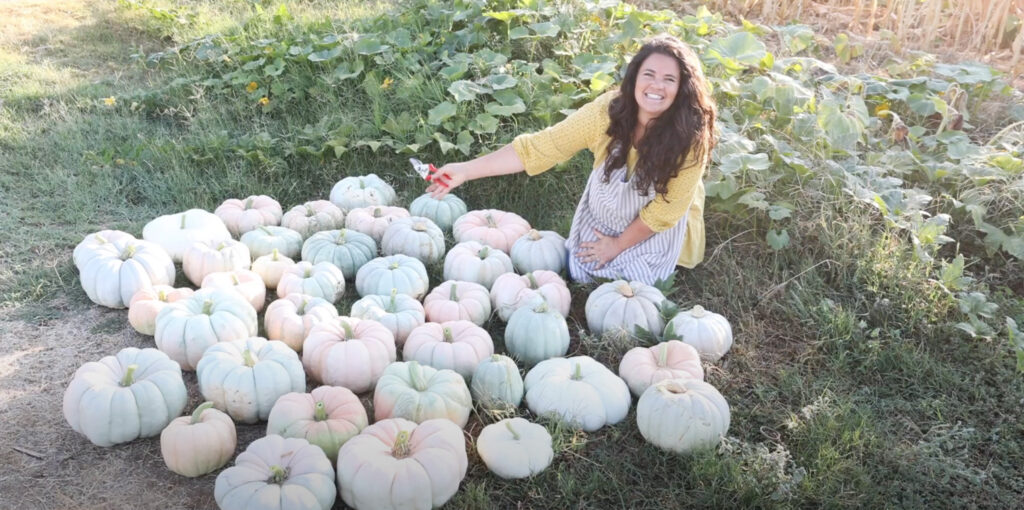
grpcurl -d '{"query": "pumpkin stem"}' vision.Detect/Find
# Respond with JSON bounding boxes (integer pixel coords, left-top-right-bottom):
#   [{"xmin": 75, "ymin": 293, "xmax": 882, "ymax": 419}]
[
  {"xmin": 478, "ymin": 245, "xmax": 490, "ymax": 259},
  {"xmin": 191, "ymin": 401, "xmax": 215, "ymax": 424},
  {"xmin": 408, "ymin": 361, "xmax": 428, "ymax": 391},
  {"xmin": 389, "ymin": 260, "xmax": 400, "ymax": 270},
  {"xmin": 392, "ymin": 430, "xmax": 412, "ymax": 458},
  {"xmin": 202, "ymin": 299, "xmax": 214, "ymax": 315},
  {"xmin": 529, "ymin": 229, "xmax": 541, "ymax": 241},
  {"xmin": 259, "ymin": 226, "xmax": 272, "ymax": 235},
  {"xmin": 533, "ymin": 299, "xmax": 549, "ymax": 314},
  {"xmin": 657, "ymin": 342, "xmax": 669, "ymax": 367},
  {"xmin": 661, "ymin": 380, "xmax": 687, "ymax": 395},
  {"xmin": 120, "ymin": 244, "xmax": 136, "ymax": 260},
  {"xmin": 373, "ymin": 207, "xmax": 383, "ymax": 218},
  {"xmin": 267, "ymin": 465, "xmax": 288, "ymax": 484},
  {"xmin": 359, "ymin": 178, "xmax": 366, "ymax": 190},
  {"xmin": 120, "ymin": 364, "xmax": 138, "ymax": 387},
  {"xmin": 617, "ymin": 282, "xmax": 635, "ymax": 298},
  {"xmin": 505, "ymin": 420, "xmax": 521, "ymax": 440},
  {"xmin": 572, "ymin": 362, "xmax": 583, "ymax": 381},
  {"xmin": 245, "ymin": 197, "xmax": 254, "ymax": 209},
  {"xmin": 526, "ymin": 273, "xmax": 539, "ymax": 289},
  {"xmin": 304, "ymin": 267, "xmax": 312, "ymax": 278},
  {"xmin": 217, "ymin": 242, "xmax": 226, "ymax": 251},
  {"xmin": 305, "ymin": 205, "xmax": 316, "ymax": 217},
  {"xmin": 298, "ymin": 298, "xmax": 309, "ymax": 315},
  {"xmin": 389, "ymin": 288, "xmax": 398, "ymax": 311},
  {"xmin": 449, "ymin": 283, "xmax": 458, "ymax": 302},
  {"xmin": 231, "ymin": 273, "xmax": 240, "ymax": 285},
  {"xmin": 314, "ymin": 401, "xmax": 328, "ymax": 421},
  {"xmin": 442, "ymin": 327, "xmax": 454, "ymax": 343},
  {"xmin": 690, "ymin": 305, "xmax": 707, "ymax": 318},
  {"xmin": 412, "ymin": 221, "xmax": 427, "ymax": 232},
  {"xmin": 157, "ymin": 289, "xmax": 168, "ymax": 302},
  {"xmin": 485, "ymin": 213, "xmax": 497, "ymax": 228},
  {"xmin": 179, "ymin": 214, "xmax": 187, "ymax": 229},
  {"xmin": 340, "ymin": 320, "xmax": 355, "ymax": 339},
  {"xmin": 336, "ymin": 229, "xmax": 347, "ymax": 244},
  {"xmin": 242, "ymin": 349, "xmax": 257, "ymax": 367},
  {"xmin": 271, "ymin": 248, "xmax": 280, "ymax": 261},
  {"xmin": 490, "ymin": 354, "xmax": 502, "ymax": 362},
  {"xmin": 95, "ymin": 233, "xmax": 109, "ymax": 244}
]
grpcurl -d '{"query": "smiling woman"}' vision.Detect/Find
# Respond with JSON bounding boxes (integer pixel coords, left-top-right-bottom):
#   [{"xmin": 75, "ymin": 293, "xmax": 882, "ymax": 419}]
[{"xmin": 427, "ymin": 35, "xmax": 717, "ymax": 285}]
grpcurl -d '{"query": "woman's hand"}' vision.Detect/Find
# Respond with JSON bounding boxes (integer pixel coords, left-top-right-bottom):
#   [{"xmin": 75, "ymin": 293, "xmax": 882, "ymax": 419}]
[
  {"xmin": 575, "ymin": 228, "xmax": 624, "ymax": 269},
  {"xmin": 427, "ymin": 163, "xmax": 469, "ymax": 199}
]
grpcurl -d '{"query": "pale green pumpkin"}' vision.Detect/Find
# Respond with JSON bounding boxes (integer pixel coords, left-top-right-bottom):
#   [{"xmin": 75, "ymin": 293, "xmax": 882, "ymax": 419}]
[
  {"xmin": 301, "ymin": 229, "xmax": 377, "ymax": 279},
  {"xmin": 470, "ymin": 354, "xmax": 524, "ymax": 411},
  {"xmin": 505, "ymin": 297, "xmax": 569, "ymax": 366}
]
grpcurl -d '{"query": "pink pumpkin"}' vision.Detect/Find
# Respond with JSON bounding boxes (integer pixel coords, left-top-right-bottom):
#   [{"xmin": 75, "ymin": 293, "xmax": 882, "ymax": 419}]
[
  {"xmin": 490, "ymin": 270, "xmax": 570, "ymax": 321},
  {"xmin": 302, "ymin": 317, "xmax": 396, "ymax": 393},
  {"xmin": 423, "ymin": 280, "xmax": 492, "ymax": 326},
  {"xmin": 200, "ymin": 269, "xmax": 267, "ymax": 312},
  {"xmin": 618, "ymin": 340, "xmax": 704, "ymax": 397},
  {"xmin": 344, "ymin": 205, "xmax": 410, "ymax": 243},
  {"xmin": 266, "ymin": 385, "xmax": 368, "ymax": 463},
  {"xmin": 214, "ymin": 195, "xmax": 283, "ymax": 237},
  {"xmin": 128, "ymin": 285, "xmax": 195, "ymax": 336},
  {"xmin": 403, "ymin": 321, "xmax": 494, "ymax": 380},
  {"xmin": 264, "ymin": 293, "xmax": 340, "ymax": 352},
  {"xmin": 452, "ymin": 209, "xmax": 531, "ymax": 253}
]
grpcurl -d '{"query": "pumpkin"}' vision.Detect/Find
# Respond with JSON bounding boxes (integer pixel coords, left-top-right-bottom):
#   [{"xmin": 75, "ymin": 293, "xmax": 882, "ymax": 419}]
[
  {"xmin": 585, "ymin": 280, "xmax": 667, "ymax": 338},
  {"xmin": 408, "ymin": 192, "xmax": 468, "ymax": 231},
  {"xmin": 477, "ymin": 418, "xmax": 553, "ymax": 479},
  {"xmin": 240, "ymin": 225, "xmax": 303, "ymax": 259},
  {"xmin": 505, "ymin": 297, "xmax": 570, "ymax": 366},
  {"xmin": 301, "ymin": 229, "xmax": 377, "ymax": 279},
  {"xmin": 143, "ymin": 208, "xmax": 232, "ymax": 262},
  {"xmin": 666, "ymin": 305, "xmax": 734, "ymax": 362},
  {"xmin": 471, "ymin": 354, "xmax": 524, "ymax": 411},
  {"xmin": 336, "ymin": 418, "xmax": 467, "ymax": 510},
  {"xmin": 344, "ymin": 205, "xmax": 410, "ymax": 243},
  {"xmin": 618, "ymin": 340, "xmax": 704, "ymax": 397},
  {"xmin": 160, "ymin": 401, "xmax": 236, "ymax": 477},
  {"xmin": 443, "ymin": 241, "xmax": 514, "ymax": 289},
  {"xmin": 524, "ymin": 356, "xmax": 631, "ymax": 432},
  {"xmin": 452, "ymin": 209, "xmax": 531, "ymax": 253},
  {"xmin": 354, "ymin": 254, "xmax": 429, "ymax": 299},
  {"xmin": 511, "ymin": 229, "xmax": 567, "ymax": 274},
  {"xmin": 77, "ymin": 236, "xmax": 175, "ymax": 309},
  {"xmin": 380, "ymin": 216, "xmax": 446, "ymax": 263},
  {"xmin": 73, "ymin": 229, "xmax": 136, "ymax": 270},
  {"xmin": 329, "ymin": 173, "xmax": 397, "ymax": 211},
  {"xmin": 281, "ymin": 200, "xmax": 346, "ymax": 239},
  {"xmin": 196, "ymin": 337, "xmax": 306, "ymax": 424},
  {"xmin": 490, "ymin": 270, "xmax": 570, "ymax": 321},
  {"xmin": 302, "ymin": 317, "xmax": 396, "ymax": 394},
  {"xmin": 403, "ymin": 321, "xmax": 494, "ymax": 380},
  {"xmin": 636, "ymin": 379, "xmax": 730, "ymax": 454},
  {"xmin": 182, "ymin": 239, "xmax": 251, "ymax": 287},
  {"xmin": 215, "ymin": 435, "xmax": 336, "ymax": 510},
  {"xmin": 63, "ymin": 347, "xmax": 187, "ymax": 447},
  {"xmin": 373, "ymin": 361, "xmax": 473, "ymax": 427},
  {"xmin": 349, "ymin": 290, "xmax": 425, "ymax": 347},
  {"xmin": 251, "ymin": 248, "xmax": 296, "ymax": 289},
  {"xmin": 423, "ymin": 280, "xmax": 491, "ymax": 326},
  {"xmin": 154, "ymin": 288, "xmax": 258, "ymax": 371},
  {"xmin": 266, "ymin": 385, "xmax": 368, "ymax": 463},
  {"xmin": 276, "ymin": 261, "xmax": 346, "ymax": 303},
  {"xmin": 200, "ymin": 269, "xmax": 267, "ymax": 312},
  {"xmin": 264, "ymin": 293, "xmax": 340, "ymax": 352},
  {"xmin": 128, "ymin": 285, "xmax": 195, "ymax": 336},
  {"xmin": 214, "ymin": 195, "xmax": 283, "ymax": 237}
]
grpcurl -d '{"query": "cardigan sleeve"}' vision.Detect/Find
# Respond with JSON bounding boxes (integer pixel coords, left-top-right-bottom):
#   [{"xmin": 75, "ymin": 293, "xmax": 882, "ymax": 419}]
[
  {"xmin": 511, "ymin": 91, "xmax": 615, "ymax": 176},
  {"xmin": 637, "ymin": 152, "xmax": 704, "ymax": 232}
]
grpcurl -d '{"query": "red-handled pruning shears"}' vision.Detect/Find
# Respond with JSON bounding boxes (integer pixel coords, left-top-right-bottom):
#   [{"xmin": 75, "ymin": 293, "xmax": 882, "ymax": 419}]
[{"xmin": 409, "ymin": 158, "xmax": 449, "ymax": 188}]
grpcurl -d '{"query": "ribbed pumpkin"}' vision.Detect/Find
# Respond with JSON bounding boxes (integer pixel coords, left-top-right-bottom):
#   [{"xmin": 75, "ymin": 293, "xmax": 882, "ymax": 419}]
[
  {"xmin": 329, "ymin": 173, "xmax": 397, "ymax": 211},
  {"xmin": 452, "ymin": 209, "xmax": 531, "ymax": 253},
  {"xmin": 160, "ymin": 401, "xmax": 236, "ymax": 477},
  {"xmin": 373, "ymin": 361, "xmax": 473, "ymax": 427},
  {"xmin": 142, "ymin": 209, "xmax": 232, "ymax": 262},
  {"xmin": 302, "ymin": 317, "xmax": 396, "ymax": 394},
  {"xmin": 505, "ymin": 297, "xmax": 570, "ymax": 366},
  {"xmin": 349, "ymin": 290, "xmax": 425, "ymax": 347},
  {"xmin": 477, "ymin": 418, "xmax": 553, "ymax": 479},
  {"xmin": 665, "ymin": 305, "xmax": 734, "ymax": 362},
  {"xmin": 636, "ymin": 379, "xmax": 730, "ymax": 454},
  {"xmin": 380, "ymin": 216, "xmax": 446, "ymax": 263},
  {"xmin": 344, "ymin": 205, "xmax": 410, "ymax": 243},
  {"xmin": 154, "ymin": 288, "xmax": 258, "ymax": 371},
  {"xmin": 266, "ymin": 385, "xmax": 368, "ymax": 463},
  {"xmin": 301, "ymin": 229, "xmax": 377, "ymax": 279},
  {"xmin": 490, "ymin": 270, "xmax": 570, "ymax": 321},
  {"xmin": 240, "ymin": 225, "xmax": 303, "ymax": 259},
  {"xmin": 471, "ymin": 354, "xmax": 524, "ymax": 411},
  {"xmin": 264, "ymin": 293, "xmax": 340, "ymax": 351},
  {"xmin": 618, "ymin": 340, "xmax": 704, "ymax": 397},
  {"xmin": 511, "ymin": 229, "xmax": 567, "ymax": 274},
  {"xmin": 423, "ymin": 280, "xmax": 492, "ymax": 326},
  {"xmin": 524, "ymin": 356, "xmax": 631, "ymax": 432},
  {"xmin": 408, "ymin": 192, "xmax": 468, "ymax": 231},
  {"xmin": 585, "ymin": 280, "xmax": 667, "ymax": 337},
  {"xmin": 276, "ymin": 261, "xmax": 346, "ymax": 303},
  {"xmin": 214, "ymin": 195, "xmax": 283, "ymax": 237},
  {"xmin": 200, "ymin": 269, "xmax": 267, "ymax": 312},
  {"xmin": 443, "ymin": 240, "xmax": 514, "ymax": 289},
  {"xmin": 182, "ymin": 238, "xmax": 251, "ymax": 287},
  {"xmin": 196, "ymin": 337, "xmax": 306, "ymax": 424},
  {"xmin": 215, "ymin": 435, "xmax": 336, "ymax": 510},
  {"xmin": 281, "ymin": 200, "xmax": 346, "ymax": 239},
  {"xmin": 250, "ymin": 248, "xmax": 295, "ymax": 289},
  {"xmin": 354, "ymin": 254, "xmax": 429, "ymax": 299},
  {"xmin": 403, "ymin": 321, "xmax": 494, "ymax": 380},
  {"xmin": 73, "ymin": 229, "xmax": 136, "ymax": 270},
  {"xmin": 128, "ymin": 285, "xmax": 195, "ymax": 336},
  {"xmin": 77, "ymin": 235, "xmax": 175, "ymax": 309}
]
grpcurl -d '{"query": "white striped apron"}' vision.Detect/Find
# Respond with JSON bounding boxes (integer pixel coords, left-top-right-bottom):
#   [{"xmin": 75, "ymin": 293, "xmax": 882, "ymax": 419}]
[{"xmin": 566, "ymin": 163, "xmax": 688, "ymax": 285}]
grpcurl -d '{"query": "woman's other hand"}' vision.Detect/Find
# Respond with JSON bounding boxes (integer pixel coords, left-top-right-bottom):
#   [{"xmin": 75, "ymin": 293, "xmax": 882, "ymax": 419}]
[{"xmin": 575, "ymin": 228, "xmax": 625, "ymax": 269}]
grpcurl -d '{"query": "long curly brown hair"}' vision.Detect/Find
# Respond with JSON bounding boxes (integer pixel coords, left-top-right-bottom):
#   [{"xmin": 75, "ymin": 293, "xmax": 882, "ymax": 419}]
[{"xmin": 603, "ymin": 35, "xmax": 717, "ymax": 197}]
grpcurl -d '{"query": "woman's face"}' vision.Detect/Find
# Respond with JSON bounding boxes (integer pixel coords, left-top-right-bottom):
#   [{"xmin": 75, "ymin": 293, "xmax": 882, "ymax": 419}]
[{"xmin": 633, "ymin": 52, "xmax": 681, "ymax": 123}]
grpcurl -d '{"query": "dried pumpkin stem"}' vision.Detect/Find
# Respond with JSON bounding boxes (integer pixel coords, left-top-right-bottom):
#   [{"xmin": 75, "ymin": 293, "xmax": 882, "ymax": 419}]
[
  {"xmin": 191, "ymin": 401, "xmax": 215, "ymax": 424},
  {"xmin": 478, "ymin": 246, "xmax": 490, "ymax": 259},
  {"xmin": 505, "ymin": 420, "xmax": 521, "ymax": 440},
  {"xmin": 485, "ymin": 213, "xmax": 497, "ymax": 228},
  {"xmin": 534, "ymin": 300, "xmax": 549, "ymax": 314},
  {"xmin": 529, "ymin": 229, "xmax": 541, "ymax": 241},
  {"xmin": 690, "ymin": 305, "xmax": 706, "ymax": 318},
  {"xmin": 336, "ymin": 229, "xmax": 347, "ymax": 244},
  {"xmin": 314, "ymin": 401, "xmax": 328, "ymax": 421},
  {"xmin": 490, "ymin": 354, "xmax": 502, "ymax": 362},
  {"xmin": 373, "ymin": 207, "xmax": 382, "ymax": 218},
  {"xmin": 392, "ymin": 430, "xmax": 411, "ymax": 458},
  {"xmin": 449, "ymin": 283, "xmax": 458, "ymax": 302},
  {"xmin": 242, "ymin": 349, "xmax": 257, "ymax": 367},
  {"xmin": 617, "ymin": 282, "xmax": 634, "ymax": 298},
  {"xmin": 443, "ymin": 327, "xmax": 454, "ymax": 343},
  {"xmin": 120, "ymin": 364, "xmax": 138, "ymax": 387},
  {"xmin": 268, "ymin": 465, "xmax": 288, "ymax": 484},
  {"xmin": 527, "ymin": 273, "xmax": 539, "ymax": 289},
  {"xmin": 202, "ymin": 299, "xmax": 214, "ymax": 315},
  {"xmin": 245, "ymin": 197, "xmax": 254, "ymax": 209}
]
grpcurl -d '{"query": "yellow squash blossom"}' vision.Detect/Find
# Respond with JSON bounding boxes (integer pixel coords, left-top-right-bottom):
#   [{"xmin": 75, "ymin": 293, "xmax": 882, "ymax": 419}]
[
  {"xmin": 258, "ymin": 97, "xmax": 270, "ymax": 106},
  {"xmin": 246, "ymin": 81, "xmax": 259, "ymax": 93},
  {"xmin": 103, "ymin": 97, "xmax": 116, "ymax": 106},
  {"xmin": 381, "ymin": 77, "xmax": 394, "ymax": 89}
]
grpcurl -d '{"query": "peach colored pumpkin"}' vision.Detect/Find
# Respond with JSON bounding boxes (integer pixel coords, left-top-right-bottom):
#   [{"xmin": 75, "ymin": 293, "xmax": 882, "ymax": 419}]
[
  {"xmin": 214, "ymin": 194, "xmax": 283, "ymax": 237},
  {"xmin": 281, "ymin": 200, "xmax": 346, "ymax": 239},
  {"xmin": 490, "ymin": 270, "xmax": 570, "ymax": 321},
  {"xmin": 128, "ymin": 285, "xmax": 195, "ymax": 336},
  {"xmin": 452, "ymin": 209, "xmax": 531, "ymax": 253},
  {"xmin": 264, "ymin": 293, "xmax": 339, "ymax": 352},
  {"xmin": 618, "ymin": 340, "xmax": 704, "ymax": 397},
  {"xmin": 442, "ymin": 240, "xmax": 514, "ymax": 289},
  {"xmin": 402, "ymin": 321, "xmax": 494, "ymax": 380},
  {"xmin": 200, "ymin": 269, "xmax": 267, "ymax": 312},
  {"xmin": 182, "ymin": 239, "xmax": 251, "ymax": 287},
  {"xmin": 250, "ymin": 248, "xmax": 295, "ymax": 289},
  {"xmin": 160, "ymin": 401, "xmax": 236, "ymax": 477},
  {"xmin": 423, "ymin": 280, "xmax": 491, "ymax": 326},
  {"xmin": 302, "ymin": 317, "xmax": 396, "ymax": 394},
  {"xmin": 344, "ymin": 205, "xmax": 410, "ymax": 243},
  {"xmin": 266, "ymin": 385, "xmax": 368, "ymax": 463}
]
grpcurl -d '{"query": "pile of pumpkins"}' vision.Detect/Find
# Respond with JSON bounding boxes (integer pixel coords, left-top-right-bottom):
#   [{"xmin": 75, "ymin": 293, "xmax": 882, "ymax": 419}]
[{"xmin": 64, "ymin": 173, "xmax": 734, "ymax": 510}]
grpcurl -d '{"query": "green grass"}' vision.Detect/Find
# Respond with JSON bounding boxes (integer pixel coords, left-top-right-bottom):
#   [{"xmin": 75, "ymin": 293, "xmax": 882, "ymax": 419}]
[{"xmin": 2, "ymin": 0, "xmax": 1023, "ymax": 508}]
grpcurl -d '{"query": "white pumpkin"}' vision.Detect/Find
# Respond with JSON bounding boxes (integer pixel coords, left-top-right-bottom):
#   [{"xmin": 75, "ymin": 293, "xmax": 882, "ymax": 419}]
[
  {"xmin": 380, "ymin": 216, "xmax": 446, "ymax": 263},
  {"xmin": 477, "ymin": 418, "xmax": 553, "ymax": 479},
  {"xmin": 452, "ymin": 209, "xmax": 531, "ymax": 253},
  {"xmin": 329, "ymin": 173, "xmax": 397, "ymax": 211},
  {"xmin": 349, "ymin": 290, "xmax": 425, "ymax": 347},
  {"xmin": 636, "ymin": 378, "xmax": 730, "ymax": 454},
  {"xmin": 336, "ymin": 418, "xmax": 467, "ymax": 510},
  {"xmin": 301, "ymin": 229, "xmax": 377, "ymax": 279},
  {"xmin": 72, "ymin": 229, "xmax": 136, "ymax": 270},
  {"xmin": 143, "ymin": 208, "xmax": 232, "ymax": 262},
  {"xmin": 160, "ymin": 401, "xmax": 236, "ymax": 477},
  {"xmin": 524, "ymin": 356, "xmax": 631, "ymax": 432},
  {"xmin": 443, "ymin": 240, "xmax": 514, "ymax": 289},
  {"xmin": 471, "ymin": 354, "xmax": 524, "ymax": 411},
  {"xmin": 511, "ymin": 229, "xmax": 567, "ymax": 274},
  {"xmin": 490, "ymin": 270, "xmax": 570, "ymax": 321},
  {"xmin": 302, "ymin": 317, "xmax": 397, "ymax": 394},
  {"xmin": 154, "ymin": 288, "xmax": 258, "ymax": 371},
  {"xmin": 250, "ymin": 248, "xmax": 296, "ymax": 289},
  {"xmin": 182, "ymin": 238, "xmax": 251, "ymax": 287},
  {"xmin": 63, "ymin": 347, "xmax": 187, "ymax": 447},
  {"xmin": 276, "ymin": 261, "xmax": 346, "ymax": 303},
  {"xmin": 264, "ymin": 293, "xmax": 340, "ymax": 352},
  {"xmin": 373, "ymin": 361, "xmax": 472, "ymax": 427},
  {"xmin": 619, "ymin": 340, "xmax": 704, "ymax": 397},
  {"xmin": 214, "ymin": 195, "xmax": 283, "ymax": 237},
  {"xmin": 505, "ymin": 297, "xmax": 570, "ymax": 366},
  {"xmin": 266, "ymin": 385, "xmax": 368, "ymax": 463},
  {"xmin": 281, "ymin": 200, "xmax": 346, "ymax": 239},
  {"xmin": 215, "ymin": 435, "xmax": 336, "ymax": 510},
  {"xmin": 77, "ymin": 236, "xmax": 175, "ymax": 309},
  {"xmin": 402, "ymin": 321, "xmax": 494, "ymax": 380},
  {"xmin": 423, "ymin": 280, "xmax": 491, "ymax": 326},
  {"xmin": 354, "ymin": 254, "xmax": 429, "ymax": 299},
  {"xmin": 585, "ymin": 280, "xmax": 667, "ymax": 337},
  {"xmin": 196, "ymin": 337, "xmax": 306, "ymax": 424},
  {"xmin": 240, "ymin": 225, "xmax": 303, "ymax": 259},
  {"xmin": 408, "ymin": 192, "xmax": 468, "ymax": 231},
  {"xmin": 200, "ymin": 269, "xmax": 267, "ymax": 312},
  {"xmin": 344, "ymin": 205, "xmax": 410, "ymax": 243},
  {"xmin": 128, "ymin": 285, "xmax": 195, "ymax": 336},
  {"xmin": 666, "ymin": 305, "xmax": 734, "ymax": 362}
]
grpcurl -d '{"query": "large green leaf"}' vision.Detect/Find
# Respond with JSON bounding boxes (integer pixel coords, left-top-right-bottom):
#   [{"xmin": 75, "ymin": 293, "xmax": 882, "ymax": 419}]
[
  {"xmin": 308, "ymin": 47, "xmax": 342, "ymax": 62},
  {"xmin": 704, "ymin": 32, "xmax": 767, "ymax": 72},
  {"xmin": 428, "ymin": 101, "xmax": 457, "ymax": 125},
  {"xmin": 448, "ymin": 80, "xmax": 491, "ymax": 102},
  {"xmin": 486, "ymin": 74, "xmax": 518, "ymax": 90},
  {"xmin": 354, "ymin": 37, "xmax": 389, "ymax": 55},
  {"xmin": 470, "ymin": 113, "xmax": 499, "ymax": 134}
]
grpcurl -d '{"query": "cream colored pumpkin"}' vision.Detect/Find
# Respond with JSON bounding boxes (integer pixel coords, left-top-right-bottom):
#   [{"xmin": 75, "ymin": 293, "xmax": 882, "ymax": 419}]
[
  {"xmin": 200, "ymin": 269, "xmax": 267, "ymax": 312},
  {"xmin": 477, "ymin": 418, "xmax": 553, "ymax": 479},
  {"xmin": 524, "ymin": 356, "xmax": 631, "ymax": 432},
  {"xmin": 215, "ymin": 435, "xmax": 336, "ymax": 510},
  {"xmin": 636, "ymin": 378, "xmax": 730, "ymax": 454},
  {"xmin": 452, "ymin": 209, "xmax": 531, "ymax": 253},
  {"xmin": 344, "ymin": 205, "xmax": 410, "ymax": 243},
  {"xmin": 349, "ymin": 290, "xmax": 425, "ymax": 347},
  {"xmin": 443, "ymin": 240, "xmax": 514, "ymax": 289},
  {"xmin": 160, "ymin": 401, "xmax": 236, "ymax": 477},
  {"xmin": 78, "ymin": 236, "xmax": 175, "ymax": 309},
  {"xmin": 240, "ymin": 225, "xmax": 303, "ymax": 259},
  {"xmin": 510, "ymin": 229, "xmax": 567, "ymax": 274},
  {"xmin": 490, "ymin": 270, "xmax": 570, "ymax": 321},
  {"xmin": 618, "ymin": 340, "xmax": 704, "ymax": 397},
  {"xmin": 373, "ymin": 361, "xmax": 472, "ymax": 427},
  {"xmin": 423, "ymin": 280, "xmax": 491, "ymax": 326},
  {"xmin": 63, "ymin": 347, "xmax": 187, "ymax": 447},
  {"xmin": 264, "ymin": 293, "xmax": 340, "ymax": 351},
  {"xmin": 336, "ymin": 418, "xmax": 467, "ymax": 510},
  {"xmin": 276, "ymin": 261, "xmax": 346, "ymax": 303},
  {"xmin": 251, "ymin": 248, "xmax": 296, "ymax": 289},
  {"xmin": 380, "ymin": 216, "xmax": 446, "ymax": 263},
  {"xmin": 302, "ymin": 317, "xmax": 396, "ymax": 393},
  {"xmin": 214, "ymin": 194, "xmax": 283, "ymax": 237},
  {"xmin": 143, "ymin": 208, "xmax": 232, "ymax": 262},
  {"xmin": 584, "ymin": 280, "xmax": 667, "ymax": 337},
  {"xmin": 266, "ymin": 385, "xmax": 368, "ymax": 463},
  {"xmin": 666, "ymin": 305, "xmax": 734, "ymax": 362},
  {"xmin": 471, "ymin": 354, "xmax": 524, "ymax": 411},
  {"xmin": 329, "ymin": 173, "xmax": 397, "ymax": 211},
  {"xmin": 154, "ymin": 288, "xmax": 258, "ymax": 371},
  {"xmin": 281, "ymin": 200, "xmax": 346, "ymax": 239},
  {"xmin": 196, "ymin": 337, "xmax": 306, "ymax": 424},
  {"xmin": 402, "ymin": 321, "xmax": 494, "ymax": 380},
  {"xmin": 182, "ymin": 238, "xmax": 251, "ymax": 287},
  {"xmin": 128, "ymin": 285, "xmax": 195, "ymax": 336},
  {"xmin": 73, "ymin": 229, "xmax": 136, "ymax": 270}
]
